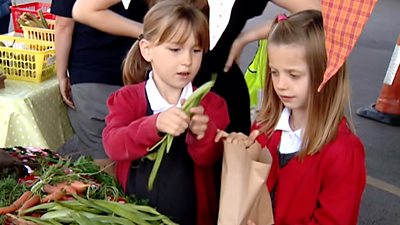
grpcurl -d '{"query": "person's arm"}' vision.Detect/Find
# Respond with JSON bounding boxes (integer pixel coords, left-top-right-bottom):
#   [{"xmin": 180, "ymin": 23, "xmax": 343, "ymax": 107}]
[
  {"xmin": 103, "ymin": 86, "xmax": 163, "ymax": 161},
  {"xmin": 272, "ymin": 0, "xmax": 321, "ymax": 14},
  {"xmin": 55, "ymin": 16, "xmax": 75, "ymax": 108},
  {"xmin": 0, "ymin": 0, "xmax": 10, "ymax": 18},
  {"xmin": 72, "ymin": 0, "xmax": 142, "ymax": 38},
  {"xmin": 241, "ymin": 0, "xmax": 322, "ymax": 41},
  {"xmin": 307, "ymin": 134, "xmax": 366, "ymax": 225},
  {"xmin": 224, "ymin": 0, "xmax": 321, "ymax": 72}
]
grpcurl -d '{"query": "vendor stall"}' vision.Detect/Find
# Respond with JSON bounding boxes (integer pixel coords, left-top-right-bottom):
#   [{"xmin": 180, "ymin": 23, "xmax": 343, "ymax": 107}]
[{"xmin": 0, "ymin": 76, "xmax": 73, "ymax": 150}]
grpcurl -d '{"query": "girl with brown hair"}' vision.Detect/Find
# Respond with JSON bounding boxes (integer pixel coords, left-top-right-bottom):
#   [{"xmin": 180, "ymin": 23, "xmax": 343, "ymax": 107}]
[{"xmin": 103, "ymin": 1, "xmax": 229, "ymax": 224}]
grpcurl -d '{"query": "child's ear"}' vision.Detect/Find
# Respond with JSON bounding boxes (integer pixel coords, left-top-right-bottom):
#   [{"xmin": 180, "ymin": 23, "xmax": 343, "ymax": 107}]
[{"xmin": 139, "ymin": 39, "xmax": 152, "ymax": 62}]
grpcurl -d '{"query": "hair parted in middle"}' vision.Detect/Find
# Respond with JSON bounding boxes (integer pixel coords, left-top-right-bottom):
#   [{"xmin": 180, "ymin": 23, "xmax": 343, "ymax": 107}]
[
  {"xmin": 257, "ymin": 10, "xmax": 352, "ymax": 158},
  {"xmin": 122, "ymin": 0, "xmax": 209, "ymax": 85}
]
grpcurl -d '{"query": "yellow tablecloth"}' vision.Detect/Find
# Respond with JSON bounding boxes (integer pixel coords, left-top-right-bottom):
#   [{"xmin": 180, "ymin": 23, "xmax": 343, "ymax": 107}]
[{"xmin": 0, "ymin": 77, "xmax": 74, "ymax": 150}]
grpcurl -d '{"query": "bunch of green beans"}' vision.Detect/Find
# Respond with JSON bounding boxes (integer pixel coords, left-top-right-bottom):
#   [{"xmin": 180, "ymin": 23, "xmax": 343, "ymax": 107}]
[
  {"xmin": 147, "ymin": 74, "xmax": 217, "ymax": 190},
  {"xmin": 20, "ymin": 194, "xmax": 177, "ymax": 225}
]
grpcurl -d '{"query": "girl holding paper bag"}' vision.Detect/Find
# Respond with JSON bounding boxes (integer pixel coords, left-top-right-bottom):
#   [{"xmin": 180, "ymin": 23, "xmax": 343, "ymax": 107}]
[{"xmin": 217, "ymin": 10, "xmax": 366, "ymax": 225}]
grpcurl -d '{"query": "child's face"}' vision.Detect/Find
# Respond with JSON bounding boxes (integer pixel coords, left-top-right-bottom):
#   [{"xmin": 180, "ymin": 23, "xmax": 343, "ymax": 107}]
[
  {"xmin": 268, "ymin": 43, "xmax": 310, "ymax": 114},
  {"xmin": 140, "ymin": 30, "xmax": 203, "ymax": 94}
]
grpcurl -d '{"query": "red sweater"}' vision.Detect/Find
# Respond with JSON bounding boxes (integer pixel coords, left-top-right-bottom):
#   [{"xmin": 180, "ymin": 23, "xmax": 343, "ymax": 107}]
[
  {"xmin": 103, "ymin": 82, "xmax": 230, "ymax": 225},
  {"xmin": 255, "ymin": 119, "xmax": 366, "ymax": 225}
]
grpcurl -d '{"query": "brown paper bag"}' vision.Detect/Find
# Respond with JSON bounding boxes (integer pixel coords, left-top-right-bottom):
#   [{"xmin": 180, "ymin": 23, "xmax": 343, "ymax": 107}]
[{"xmin": 218, "ymin": 141, "xmax": 274, "ymax": 225}]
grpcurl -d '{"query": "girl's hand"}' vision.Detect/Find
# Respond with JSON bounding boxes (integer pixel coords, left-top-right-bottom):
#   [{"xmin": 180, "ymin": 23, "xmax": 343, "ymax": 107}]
[
  {"xmin": 156, "ymin": 107, "xmax": 189, "ymax": 136},
  {"xmin": 247, "ymin": 220, "xmax": 256, "ymax": 225},
  {"xmin": 214, "ymin": 129, "xmax": 229, "ymax": 142},
  {"xmin": 224, "ymin": 34, "xmax": 246, "ymax": 72},
  {"xmin": 189, "ymin": 105, "xmax": 209, "ymax": 140},
  {"xmin": 215, "ymin": 130, "xmax": 260, "ymax": 148}
]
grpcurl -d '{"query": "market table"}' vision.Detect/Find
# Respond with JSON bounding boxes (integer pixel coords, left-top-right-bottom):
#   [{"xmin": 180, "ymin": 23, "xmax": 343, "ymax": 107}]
[{"xmin": 0, "ymin": 76, "xmax": 73, "ymax": 150}]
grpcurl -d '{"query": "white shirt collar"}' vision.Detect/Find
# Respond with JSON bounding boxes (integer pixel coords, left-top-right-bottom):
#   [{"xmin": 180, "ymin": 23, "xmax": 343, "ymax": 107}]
[
  {"xmin": 275, "ymin": 108, "xmax": 293, "ymax": 132},
  {"xmin": 145, "ymin": 71, "xmax": 193, "ymax": 114},
  {"xmin": 122, "ymin": 0, "xmax": 131, "ymax": 9},
  {"xmin": 275, "ymin": 108, "xmax": 303, "ymax": 154},
  {"xmin": 208, "ymin": 0, "xmax": 235, "ymax": 50}
]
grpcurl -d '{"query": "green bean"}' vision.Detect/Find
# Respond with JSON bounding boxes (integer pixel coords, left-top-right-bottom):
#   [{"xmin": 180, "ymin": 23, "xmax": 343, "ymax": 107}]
[
  {"xmin": 40, "ymin": 208, "xmax": 74, "ymax": 223},
  {"xmin": 93, "ymin": 200, "xmax": 152, "ymax": 225}
]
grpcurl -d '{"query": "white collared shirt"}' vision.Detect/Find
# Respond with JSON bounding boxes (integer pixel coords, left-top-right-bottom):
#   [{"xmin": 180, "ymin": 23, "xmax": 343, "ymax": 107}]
[
  {"xmin": 275, "ymin": 108, "xmax": 303, "ymax": 154},
  {"xmin": 145, "ymin": 71, "xmax": 193, "ymax": 114}
]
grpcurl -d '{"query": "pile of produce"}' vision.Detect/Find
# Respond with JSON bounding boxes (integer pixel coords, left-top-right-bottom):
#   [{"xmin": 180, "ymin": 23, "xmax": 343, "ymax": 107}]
[
  {"xmin": 17, "ymin": 10, "xmax": 50, "ymax": 29},
  {"xmin": 0, "ymin": 147, "xmax": 177, "ymax": 225}
]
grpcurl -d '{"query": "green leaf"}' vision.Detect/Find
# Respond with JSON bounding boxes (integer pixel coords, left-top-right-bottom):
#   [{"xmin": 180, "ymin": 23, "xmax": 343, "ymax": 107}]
[
  {"xmin": 165, "ymin": 134, "xmax": 174, "ymax": 153},
  {"xmin": 148, "ymin": 140, "xmax": 167, "ymax": 190},
  {"xmin": 148, "ymin": 135, "xmax": 167, "ymax": 152}
]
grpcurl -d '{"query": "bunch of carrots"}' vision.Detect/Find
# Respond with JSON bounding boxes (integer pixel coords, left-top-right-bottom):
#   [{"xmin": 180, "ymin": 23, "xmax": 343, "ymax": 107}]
[{"xmin": 0, "ymin": 180, "xmax": 90, "ymax": 216}]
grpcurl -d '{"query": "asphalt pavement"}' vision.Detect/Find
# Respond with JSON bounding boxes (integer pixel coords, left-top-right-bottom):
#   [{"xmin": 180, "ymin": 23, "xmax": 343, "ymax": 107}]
[{"xmin": 241, "ymin": 1, "xmax": 400, "ymax": 224}]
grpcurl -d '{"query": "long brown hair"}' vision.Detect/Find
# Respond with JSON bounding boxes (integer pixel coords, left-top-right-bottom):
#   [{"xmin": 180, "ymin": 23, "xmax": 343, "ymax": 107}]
[
  {"xmin": 257, "ymin": 10, "xmax": 352, "ymax": 158},
  {"xmin": 123, "ymin": 0, "xmax": 209, "ymax": 85}
]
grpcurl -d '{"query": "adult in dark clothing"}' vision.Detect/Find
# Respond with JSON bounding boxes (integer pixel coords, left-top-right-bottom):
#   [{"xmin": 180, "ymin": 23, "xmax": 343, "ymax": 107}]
[
  {"xmin": 51, "ymin": 0, "xmax": 148, "ymax": 173},
  {"xmin": 0, "ymin": 0, "xmax": 10, "ymax": 34}
]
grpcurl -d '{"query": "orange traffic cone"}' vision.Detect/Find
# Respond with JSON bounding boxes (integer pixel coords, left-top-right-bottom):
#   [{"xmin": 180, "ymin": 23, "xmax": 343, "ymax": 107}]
[{"xmin": 357, "ymin": 35, "xmax": 400, "ymax": 126}]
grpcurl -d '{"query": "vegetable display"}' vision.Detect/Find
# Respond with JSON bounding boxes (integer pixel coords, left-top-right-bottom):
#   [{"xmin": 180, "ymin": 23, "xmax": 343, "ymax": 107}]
[{"xmin": 0, "ymin": 147, "xmax": 177, "ymax": 224}]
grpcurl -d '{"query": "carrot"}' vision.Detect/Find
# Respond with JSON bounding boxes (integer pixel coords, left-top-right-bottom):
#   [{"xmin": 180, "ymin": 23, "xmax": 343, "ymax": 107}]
[
  {"xmin": 41, "ymin": 188, "xmax": 66, "ymax": 203},
  {"xmin": 0, "ymin": 191, "xmax": 33, "ymax": 215},
  {"xmin": 17, "ymin": 194, "xmax": 40, "ymax": 216},
  {"xmin": 43, "ymin": 184, "xmax": 58, "ymax": 194},
  {"xmin": 70, "ymin": 181, "xmax": 90, "ymax": 193},
  {"xmin": 6, "ymin": 213, "xmax": 37, "ymax": 225},
  {"xmin": 61, "ymin": 196, "xmax": 75, "ymax": 201},
  {"xmin": 64, "ymin": 185, "xmax": 77, "ymax": 195}
]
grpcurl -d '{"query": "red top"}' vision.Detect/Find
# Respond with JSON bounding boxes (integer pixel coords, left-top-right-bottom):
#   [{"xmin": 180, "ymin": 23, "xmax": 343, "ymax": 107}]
[
  {"xmin": 103, "ymin": 82, "xmax": 230, "ymax": 225},
  {"xmin": 255, "ymin": 119, "xmax": 366, "ymax": 225}
]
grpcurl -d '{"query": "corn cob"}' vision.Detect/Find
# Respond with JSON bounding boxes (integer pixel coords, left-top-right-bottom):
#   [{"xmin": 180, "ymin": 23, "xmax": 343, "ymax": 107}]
[{"xmin": 147, "ymin": 73, "xmax": 217, "ymax": 190}]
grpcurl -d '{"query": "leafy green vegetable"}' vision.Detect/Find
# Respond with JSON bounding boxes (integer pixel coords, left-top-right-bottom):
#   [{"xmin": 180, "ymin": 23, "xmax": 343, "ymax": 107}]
[{"xmin": 0, "ymin": 175, "xmax": 29, "ymax": 223}]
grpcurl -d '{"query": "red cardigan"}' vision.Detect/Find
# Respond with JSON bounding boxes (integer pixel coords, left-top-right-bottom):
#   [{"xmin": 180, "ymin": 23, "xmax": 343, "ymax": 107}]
[
  {"xmin": 256, "ymin": 119, "xmax": 366, "ymax": 225},
  {"xmin": 103, "ymin": 82, "xmax": 229, "ymax": 225}
]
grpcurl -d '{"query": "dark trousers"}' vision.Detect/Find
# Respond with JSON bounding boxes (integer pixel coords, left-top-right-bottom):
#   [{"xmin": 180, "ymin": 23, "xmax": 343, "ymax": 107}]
[{"xmin": 0, "ymin": 14, "xmax": 10, "ymax": 34}]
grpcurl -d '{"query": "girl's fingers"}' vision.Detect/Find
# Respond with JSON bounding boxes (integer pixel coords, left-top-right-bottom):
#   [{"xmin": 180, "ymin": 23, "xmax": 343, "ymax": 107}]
[
  {"xmin": 180, "ymin": 98, "xmax": 186, "ymax": 106},
  {"xmin": 214, "ymin": 130, "xmax": 260, "ymax": 147},
  {"xmin": 189, "ymin": 105, "xmax": 204, "ymax": 115},
  {"xmin": 244, "ymin": 130, "xmax": 260, "ymax": 147},
  {"xmin": 225, "ymin": 132, "xmax": 246, "ymax": 143},
  {"xmin": 196, "ymin": 132, "xmax": 205, "ymax": 140},
  {"xmin": 157, "ymin": 108, "xmax": 189, "ymax": 135},
  {"xmin": 247, "ymin": 220, "xmax": 256, "ymax": 225},
  {"xmin": 214, "ymin": 129, "xmax": 229, "ymax": 142}
]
